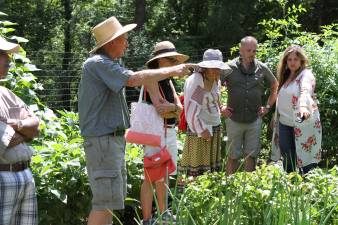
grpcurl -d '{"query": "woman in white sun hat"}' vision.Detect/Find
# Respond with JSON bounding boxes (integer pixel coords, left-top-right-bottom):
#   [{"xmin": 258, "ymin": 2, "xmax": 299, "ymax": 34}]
[
  {"xmin": 140, "ymin": 41, "xmax": 189, "ymax": 225},
  {"xmin": 179, "ymin": 49, "xmax": 232, "ymax": 181}
]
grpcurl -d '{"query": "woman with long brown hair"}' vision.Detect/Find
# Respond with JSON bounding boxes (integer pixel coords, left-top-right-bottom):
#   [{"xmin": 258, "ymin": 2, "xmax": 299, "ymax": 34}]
[{"xmin": 271, "ymin": 45, "xmax": 322, "ymax": 174}]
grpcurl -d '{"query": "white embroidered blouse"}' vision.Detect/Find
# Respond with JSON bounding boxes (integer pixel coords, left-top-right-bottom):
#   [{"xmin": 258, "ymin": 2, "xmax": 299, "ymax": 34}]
[{"xmin": 184, "ymin": 72, "xmax": 221, "ymax": 137}]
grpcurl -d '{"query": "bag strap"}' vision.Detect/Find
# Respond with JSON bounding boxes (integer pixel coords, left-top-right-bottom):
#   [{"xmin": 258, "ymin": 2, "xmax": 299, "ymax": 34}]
[
  {"xmin": 159, "ymin": 83, "xmax": 173, "ymax": 130},
  {"xmin": 138, "ymin": 86, "xmax": 148, "ymax": 103},
  {"xmin": 159, "ymin": 85, "xmax": 165, "ymax": 99},
  {"xmin": 138, "ymin": 86, "xmax": 144, "ymax": 103},
  {"xmin": 164, "ymin": 119, "xmax": 167, "ymax": 139}
]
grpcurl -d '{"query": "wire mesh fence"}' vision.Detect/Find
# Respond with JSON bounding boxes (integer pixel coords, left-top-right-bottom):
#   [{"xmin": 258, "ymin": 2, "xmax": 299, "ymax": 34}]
[{"xmin": 27, "ymin": 46, "xmax": 232, "ymax": 111}]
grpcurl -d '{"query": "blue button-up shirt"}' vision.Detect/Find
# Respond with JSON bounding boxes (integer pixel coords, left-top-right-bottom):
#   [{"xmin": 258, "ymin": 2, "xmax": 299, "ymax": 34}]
[{"xmin": 78, "ymin": 54, "xmax": 133, "ymax": 137}]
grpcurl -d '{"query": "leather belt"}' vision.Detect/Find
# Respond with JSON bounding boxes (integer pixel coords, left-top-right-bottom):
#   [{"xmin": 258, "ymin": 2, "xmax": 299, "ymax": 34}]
[
  {"xmin": 0, "ymin": 161, "xmax": 30, "ymax": 172},
  {"xmin": 111, "ymin": 130, "xmax": 125, "ymax": 136}
]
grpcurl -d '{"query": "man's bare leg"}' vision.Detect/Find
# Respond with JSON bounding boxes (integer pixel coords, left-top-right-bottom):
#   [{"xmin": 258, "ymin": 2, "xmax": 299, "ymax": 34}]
[
  {"xmin": 244, "ymin": 156, "xmax": 256, "ymax": 172},
  {"xmin": 87, "ymin": 210, "xmax": 112, "ymax": 225},
  {"xmin": 226, "ymin": 158, "xmax": 240, "ymax": 175}
]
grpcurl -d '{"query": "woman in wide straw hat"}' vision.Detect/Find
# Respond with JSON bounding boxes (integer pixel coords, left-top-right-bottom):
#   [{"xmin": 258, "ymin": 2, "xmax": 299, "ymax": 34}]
[
  {"xmin": 179, "ymin": 49, "xmax": 231, "ymax": 182},
  {"xmin": 140, "ymin": 41, "xmax": 189, "ymax": 225}
]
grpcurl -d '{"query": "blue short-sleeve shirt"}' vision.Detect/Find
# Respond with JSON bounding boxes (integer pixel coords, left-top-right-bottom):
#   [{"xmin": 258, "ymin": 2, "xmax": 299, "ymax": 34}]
[{"xmin": 78, "ymin": 54, "xmax": 133, "ymax": 137}]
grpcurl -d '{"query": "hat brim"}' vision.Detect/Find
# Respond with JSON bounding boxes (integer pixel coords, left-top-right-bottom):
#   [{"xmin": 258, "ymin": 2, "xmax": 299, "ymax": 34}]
[
  {"xmin": 0, "ymin": 38, "xmax": 20, "ymax": 53},
  {"xmin": 198, "ymin": 60, "xmax": 231, "ymax": 71},
  {"xmin": 90, "ymin": 23, "xmax": 137, "ymax": 54},
  {"xmin": 146, "ymin": 52, "xmax": 189, "ymax": 67}
]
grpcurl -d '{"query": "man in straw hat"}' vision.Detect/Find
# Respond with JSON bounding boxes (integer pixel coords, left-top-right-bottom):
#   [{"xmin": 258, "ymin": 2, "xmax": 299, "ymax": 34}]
[
  {"xmin": 221, "ymin": 36, "xmax": 278, "ymax": 175},
  {"xmin": 0, "ymin": 37, "xmax": 40, "ymax": 225},
  {"xmin": 78, "ymin": 17, "xmax": 194, "ymax": 225}
]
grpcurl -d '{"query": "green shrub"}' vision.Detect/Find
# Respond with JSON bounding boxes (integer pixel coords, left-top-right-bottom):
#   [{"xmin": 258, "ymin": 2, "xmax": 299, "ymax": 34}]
[
  {"xmin": 31, "ymin": 110, "xmax": 91, "ymax": 225},
  {"xmin": 177, "ymin": 165, "xmax": 338, "ymax": 225}
]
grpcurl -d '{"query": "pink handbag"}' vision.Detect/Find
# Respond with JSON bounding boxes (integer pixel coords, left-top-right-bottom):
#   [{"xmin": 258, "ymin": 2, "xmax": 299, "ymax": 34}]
[
  {"xmin": 143, "ymin": 146, "xmax": 176, "ymax": 182},
  {"xmin": 125, "ymin": 130, "xmax": 162, "ymax": 147},
  {"xmin": 125, "ymin": 86, "xmax": 164, "ymax": 147}
]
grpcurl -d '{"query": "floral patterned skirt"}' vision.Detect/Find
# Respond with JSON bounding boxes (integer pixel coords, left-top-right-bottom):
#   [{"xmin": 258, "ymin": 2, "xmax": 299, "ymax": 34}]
[{"xmin": 179, "ymin": 126, "xmax": 222, "ymax": 177}]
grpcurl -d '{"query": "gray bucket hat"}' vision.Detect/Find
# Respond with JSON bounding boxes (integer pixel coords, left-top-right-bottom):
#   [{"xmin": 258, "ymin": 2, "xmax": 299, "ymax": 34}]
[{"xmin": 198, "ymin": 49, "xmax": 230, "ymax": 71}]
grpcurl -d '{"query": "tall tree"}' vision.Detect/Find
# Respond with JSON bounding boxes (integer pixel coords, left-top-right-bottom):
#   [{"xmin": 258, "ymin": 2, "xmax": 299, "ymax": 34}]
[
  {"xmin": 134, "ymin": 0, "xmax": 146, "ymax": 28},
  {"xmin": 61, "ymin": 0, "xmax": 72, "ymax": 110}
]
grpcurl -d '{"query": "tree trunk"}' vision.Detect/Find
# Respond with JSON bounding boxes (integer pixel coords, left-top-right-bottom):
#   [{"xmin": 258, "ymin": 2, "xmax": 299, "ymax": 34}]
[
  {"xmin": 61, "ymin": 0, "xmax": 72, "ymax": 110},
  {"xmin": 134, "ymin": 0, "xmax": 146, "ymax": 29}
]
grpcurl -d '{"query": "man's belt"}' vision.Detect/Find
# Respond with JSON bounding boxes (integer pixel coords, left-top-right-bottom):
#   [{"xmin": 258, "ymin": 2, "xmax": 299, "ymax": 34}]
[
  {"xmin": 111, "ymin": 130, "xmax": 125, "ymax": 136},
  {"xmin": 0, "ymin": 161, "xmax": 30, "ymax": 172}
]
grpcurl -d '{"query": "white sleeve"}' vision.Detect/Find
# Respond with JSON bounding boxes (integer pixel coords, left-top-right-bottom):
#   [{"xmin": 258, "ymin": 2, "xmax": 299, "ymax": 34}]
[
  {"xmin": 298, "ymin": 69, "xmax": 315, "ymax": 110},
  {"xmin": 0, "ymin": 121, "xmax": 15, "ymax": 156},
  {"xmin": 184, "ymin": 73, "xmax": 212, "ymax": 136}
]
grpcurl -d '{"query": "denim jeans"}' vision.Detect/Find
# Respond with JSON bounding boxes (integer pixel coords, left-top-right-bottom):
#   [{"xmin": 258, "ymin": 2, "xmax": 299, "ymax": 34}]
[
  {"xmin": 278, "ymin": 123, "xmax": 318, "ymax": 174},
  {"xmin": 278, "ymin": 122, "xmax": 297, "ymax": 173}
]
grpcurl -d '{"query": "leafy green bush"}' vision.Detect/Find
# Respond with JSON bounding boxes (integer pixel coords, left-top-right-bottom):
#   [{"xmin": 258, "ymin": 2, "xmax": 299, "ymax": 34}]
[
  {"xmin": 177, "ymin": 165, "xmax": 338, "ymax": 225},
  {"xmin": 31, "ymin": 110, "xmax": 91, "ymax": 225}
]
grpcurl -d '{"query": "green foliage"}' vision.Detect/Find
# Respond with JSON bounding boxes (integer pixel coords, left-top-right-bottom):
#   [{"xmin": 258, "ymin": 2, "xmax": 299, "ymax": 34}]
[
  {"xmin": 0, "ymin": 13, "xmax": 43, "ymax": 106},
  {"xmin": 177, "ymin": 165, "xmax": 338, "ymax": 225},
  {"xmin": 31, "ymin": 111, "xmax": 90, "ymax": 225},
  {"xmin": 124, "ymin": 30, "xmax": 158, "ymax": 70}
]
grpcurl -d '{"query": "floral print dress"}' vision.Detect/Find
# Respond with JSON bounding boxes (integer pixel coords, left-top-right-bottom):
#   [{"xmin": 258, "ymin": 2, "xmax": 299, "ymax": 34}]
[{"xmin": 271, "ymin": 69, "xmax": 322, "ymax": 168}]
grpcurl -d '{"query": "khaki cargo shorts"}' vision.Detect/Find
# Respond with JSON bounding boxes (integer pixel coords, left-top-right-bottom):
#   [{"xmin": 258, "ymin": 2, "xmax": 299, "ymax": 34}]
[
  {"xmin": 84, "ymin": 135, "xmax": 126, "ymax": 210},
  {"xmin": 225, "ymin": 117, "xmax": 262, "ymax": 159}
]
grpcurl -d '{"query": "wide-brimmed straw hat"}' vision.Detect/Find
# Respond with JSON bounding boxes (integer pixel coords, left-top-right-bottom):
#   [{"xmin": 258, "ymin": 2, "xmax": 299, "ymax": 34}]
[
  {"xmin": 198, "ymin": 49, "xmax": 230, "ymax": 70},
  {"xmin": 90, "ymin": 16, "xmax": 137, "ymax": 53},
  {"xmin": 0, "ymin": 37, "xmax": 20, "ymax": 53},
  {"xmin": 145, "ymin": 41, "xmax": 189, "ymax": 67}
]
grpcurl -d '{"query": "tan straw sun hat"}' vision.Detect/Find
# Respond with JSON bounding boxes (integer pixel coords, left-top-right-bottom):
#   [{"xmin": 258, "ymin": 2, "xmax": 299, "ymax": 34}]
[
  {"xmin": 90, "ymin": 16, "xmax": 137, "ymax": 53},
  {"xmin": 0, "ymin": 37, "xmax": 20, "ymax": 53},
  {"xmin": 145, "ymin": 41, "xmax": 189, "ymax": 67}
]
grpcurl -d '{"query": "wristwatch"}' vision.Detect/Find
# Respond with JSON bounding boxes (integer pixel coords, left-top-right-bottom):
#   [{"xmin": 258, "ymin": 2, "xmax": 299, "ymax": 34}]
[
  {"xmin": 265, "ymin": 104, "xmax": 271, "ymax": 111},
  {"xmin": 17, "ymin": 120, "xmax": 23, "ymax": 131}
]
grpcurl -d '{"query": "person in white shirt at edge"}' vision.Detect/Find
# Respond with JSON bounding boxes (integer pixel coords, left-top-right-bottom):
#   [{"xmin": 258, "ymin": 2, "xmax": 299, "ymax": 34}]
[{"xmin": 0, "ymin": 37, "xmax": 40, "ymax": 225}]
